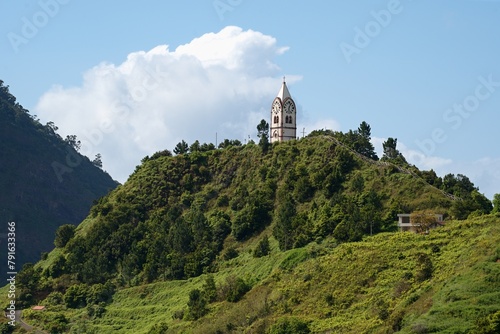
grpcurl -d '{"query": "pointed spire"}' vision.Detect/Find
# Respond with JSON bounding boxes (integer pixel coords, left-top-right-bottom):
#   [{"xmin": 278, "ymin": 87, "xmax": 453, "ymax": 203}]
[{"xmin": 277, "ymin": 77, "xmax": 291, "ymax": 101}]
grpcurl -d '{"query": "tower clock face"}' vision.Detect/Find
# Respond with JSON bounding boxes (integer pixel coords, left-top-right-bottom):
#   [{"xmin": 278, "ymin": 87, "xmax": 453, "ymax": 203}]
[
  {"xmin": 272, "ymin": 100, "xmax": 281, "ymax": 114},
  {"xmin": 284, "ymin": 100, "xmax": 295, "ymax": 114}
]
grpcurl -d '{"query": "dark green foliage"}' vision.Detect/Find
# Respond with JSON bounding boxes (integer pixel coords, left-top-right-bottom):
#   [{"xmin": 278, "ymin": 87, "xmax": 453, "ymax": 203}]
[
  {"xmin": 415, "ymin": 253, "xmax": 433, "ymax": 282},
  {"xmin": 64, "ymin": 283, "xmax": 89, "ymax": 308},
  {"xmin": 64, "ymin": 134, "xmax": 81, "ymax": 151},
  {"xmin": 86, "ymin": 302, "xmax": 106, "ymax": 319},
  {"xmin": 187, "ymin": 289, "xmax": 208, "ymax": 320},
  {"xmin": 232, "ymin": 190, "xmax": 272, "ymax": 240},
  {"xmin": 147, "ymin": 322, "xmax": 169, "ymax": 334},
  {"xmin": 54, "ymin": 224, "xmax": 76, "ymax": 248},
  {"xmin": 0, "ymin": 323, "xmax": 13, "ymax": 334},
  {"xmin": 273, "ymin": 195, "xmax": 296, "ymax": 251},
  {"xmin": 44, "ymin": 292, "xmax": 64, "ymax": 306},
  {"xmin": 223, "ymin": 247, "xmax": 239, "ymax": 261},
  {"xmin": 47, "ymin": 314, "xmax": 68, "ymax": 334},
  {"xmin": 202, "ymin": 275, "xmax": 217, "ymax": 303},
  {"xmin": 221, "ymin": 276, "xmax": 250, "ymax": 303},
  {"xmin": 336, "ymin": 122, "xmax": 378, "ymax": 160},
  {"xmin": 48, "ymin": 254, "xmax": 66, "ymax": 278},
  {"xmin": 173, "ymin": 140, "xmax": 189, "ymax": 154},
  {"xmin": 254, "ymin": 235, "xmax": 271, "ymax": 258},
  {"xmin": 382, "ymin": 137, "xmax": 407, "ymax": 163},
  {"xmin": 0, "ymin": 81, "xmax": 117, "ymax": 280},
  {"xmin": 257, "ymin": 119, "xmax": 270, "ymax": 152},
  {"xmin": 92, "ymin": 153, "xmax": 103, "ymax": 168},
  {"xmin": 442, "ymin": 174, "xmax": 492, "ymax": 219},
  {"xmin": 267, "ymin": 317, "xmax": 311, "ymax": 334},
  {"xmin": 218, "ymin": 139, "xmax": 242, "ymax": 149}
]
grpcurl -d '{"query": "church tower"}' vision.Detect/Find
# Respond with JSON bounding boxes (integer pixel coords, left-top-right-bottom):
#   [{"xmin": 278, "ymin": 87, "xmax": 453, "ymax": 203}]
[{"xmin": 270, "ymin": 78, "xmax": 296, "ymax": 143}]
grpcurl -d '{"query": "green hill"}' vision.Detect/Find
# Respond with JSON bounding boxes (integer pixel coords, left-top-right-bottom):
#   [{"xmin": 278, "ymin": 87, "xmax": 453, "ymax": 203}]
[
  {"xmin": 0, "ymin": 81, "xmax": 118, "ymax": 281},
  {"xmin": 2, "ymin": 122, "xmax": 498, "ymax": 333}
]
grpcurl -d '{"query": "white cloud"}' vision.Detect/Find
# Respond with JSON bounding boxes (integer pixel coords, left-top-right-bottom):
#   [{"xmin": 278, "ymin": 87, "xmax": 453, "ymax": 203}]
[{"xmin": 35, "ymin": 26, "xmax": 294, "ymax": 183}]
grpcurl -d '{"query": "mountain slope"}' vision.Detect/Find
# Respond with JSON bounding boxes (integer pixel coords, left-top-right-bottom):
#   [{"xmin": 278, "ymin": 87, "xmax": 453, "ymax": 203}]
[
  {"xmin": 0, "ymin": 81, "xmax": 118, "ymax": 280},
  {"xmin": 4, "ymin": 123, "xmax": 498, "ymax": 333}
]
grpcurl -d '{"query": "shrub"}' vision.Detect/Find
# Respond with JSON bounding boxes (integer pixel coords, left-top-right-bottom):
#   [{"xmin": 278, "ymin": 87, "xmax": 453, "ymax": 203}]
[
  {"xmin": 187, "ymin": 289, "xmax": 207, "ymax": 320},
  {"xmin": 220, "ymin": 276, "xmax": 250, "ymax": 303},
  {"xmin": 44, "ymin": 291, "xmax": 64, "ymax": 306},
  {"xmin": 254, "ymin": 236, "xmax": 271, "ymax": 258},
  {"xmin": 223, "ymin": 247, "xmax": 239, "ymax": 261},
  {"xmin": 147, "ymin": 322, "xmax": 169, "ymax": 334},
  {"xmin": 54, "ymin": 224, "xmax": 76, "ymax": 248},
  {"xmin": 64, "ymin": 283, "xmax": 89, "ymax": 308},
  {"xmin": 267, "ymin": 317, "xmax": 311, "ymax": 334}
]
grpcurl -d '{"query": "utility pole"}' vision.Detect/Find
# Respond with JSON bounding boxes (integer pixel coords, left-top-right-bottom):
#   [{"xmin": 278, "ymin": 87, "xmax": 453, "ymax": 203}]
[{"xmin": 301, "ymin": 127, "xmax": 306, "ymax": 138}]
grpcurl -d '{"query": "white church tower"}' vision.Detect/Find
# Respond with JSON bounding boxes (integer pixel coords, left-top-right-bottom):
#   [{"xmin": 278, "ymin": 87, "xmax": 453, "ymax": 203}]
[{"xmin": 270, "ymin": 78, "xmax": 297, "ymax": 143}]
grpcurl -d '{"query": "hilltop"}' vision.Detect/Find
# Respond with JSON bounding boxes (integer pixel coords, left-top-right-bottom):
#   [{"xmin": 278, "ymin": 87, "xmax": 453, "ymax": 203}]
[
  {"xmin": 0, "ymin": 81, "xmax": 118, "ymax": 281},
  {"xmin": 2, "ymin": 121, "xmax": 498, "ymax": 333}
]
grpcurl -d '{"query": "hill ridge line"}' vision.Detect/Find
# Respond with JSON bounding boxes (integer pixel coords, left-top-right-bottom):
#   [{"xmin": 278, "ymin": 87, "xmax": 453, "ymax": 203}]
[{"xmin": 320, "ymin": 135, "xmax": 462, "ymax": 202}]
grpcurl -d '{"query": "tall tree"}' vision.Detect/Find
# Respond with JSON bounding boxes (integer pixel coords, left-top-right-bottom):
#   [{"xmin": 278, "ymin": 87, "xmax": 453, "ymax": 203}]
[
  {"xmin": 356, "ymin": 121, "xmax": 378, "ymax": 160},
  {"xmin": 382, "ymin": 137, "xmax": 406, "ymax": 163},
  {"xmin": 65, "ymin": 135, "xmax": 81, "ymax": 151},
  {"xmin": 173, "ymin": 140, "xmax": 189, "ymax": 155},
  {"xmin": 257, "ymin": 119, "xmax": 270, "ymax": 152},
  {"xmin": 92, "ymin": 153, "xmax": 103, "ymax": 168},
  {"xmin": 273, "ymin": 195, "xmax": 296, "ymax": 251}
]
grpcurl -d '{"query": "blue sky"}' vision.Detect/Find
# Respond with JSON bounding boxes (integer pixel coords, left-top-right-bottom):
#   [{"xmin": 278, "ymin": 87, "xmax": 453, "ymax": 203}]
[{"xmin": 1, "ymin": 0, "xmax": 500, "ymax": 198}]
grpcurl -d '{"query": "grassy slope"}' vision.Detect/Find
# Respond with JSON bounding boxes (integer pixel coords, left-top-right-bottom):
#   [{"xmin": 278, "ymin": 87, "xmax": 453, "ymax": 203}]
[
  {"xmin": 13, "ymin": 214, "xmax": 496, "ymax": 334},
  {"xmin": 2, "ymin": 137, "xmax": 497, "ymax": 333}
]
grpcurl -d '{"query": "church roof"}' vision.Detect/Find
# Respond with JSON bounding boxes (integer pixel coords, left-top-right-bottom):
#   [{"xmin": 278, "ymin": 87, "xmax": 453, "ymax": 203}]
[{"xmin": 277, "ymin": 77, "xmax": 291, "ymax": 101}]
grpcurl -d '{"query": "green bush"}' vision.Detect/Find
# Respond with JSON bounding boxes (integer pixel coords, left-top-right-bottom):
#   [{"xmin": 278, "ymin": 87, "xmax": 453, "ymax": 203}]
[
  {"xmin": 254, "ymin": 236, "xmax": 271, "ymax": 258},
  {"xmin": 221, "ymin": 276, "xmax": 250, "ymax": 303},
  {"xmin": 267, "ymin": 317, "xmax": 310, "ymax": 334},
  {"xmin": 64, "ymin": 283, "xmax": 89, "ymax": 308},
  {"xmin": 187, "ymin": 289, "xmax": 207, "ymax": 320}
]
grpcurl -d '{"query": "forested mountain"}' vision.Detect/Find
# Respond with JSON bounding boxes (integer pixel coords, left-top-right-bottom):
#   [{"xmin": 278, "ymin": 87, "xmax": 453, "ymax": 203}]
[
  {"xmin": 0, "ymin": 81, "xmax": 118, "ymax": 281},
  {"xmin": 2, "ymin": 119, "xmax": 498, "ymax": 333}
]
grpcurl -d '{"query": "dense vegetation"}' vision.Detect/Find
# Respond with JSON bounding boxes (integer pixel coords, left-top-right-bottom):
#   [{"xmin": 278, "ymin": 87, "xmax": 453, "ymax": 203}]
[
  {"xmin": 2, "ymin": 111, "xmax": 498, "ymax": 333},
  {"xmin": 1, "ymin": 83, "xmax": 497, "ymax": 333},
  {"xmin": 0, "ymin": 81, "xmax": 118, "ymax": 281}
]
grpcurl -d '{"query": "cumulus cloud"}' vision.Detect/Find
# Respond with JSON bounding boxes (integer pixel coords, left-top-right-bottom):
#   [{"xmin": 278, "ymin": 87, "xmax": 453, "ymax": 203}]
[{"xmin": 35, "ymin": 26, "xmax": 294, "ymax": 183}]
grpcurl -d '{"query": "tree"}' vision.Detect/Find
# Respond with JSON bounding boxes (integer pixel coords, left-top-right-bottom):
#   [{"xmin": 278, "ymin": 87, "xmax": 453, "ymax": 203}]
[
  {"xmin": 92, "ymin": 153, "xmax": 103, "ymax": 168},
  {"xmin": 201, "ymin": 275, "xmax": 217, "ymax": 303},
  {"xmin": 257, "ymin": 119, "xmax": 270, "ymax": 152},
  {"xmin": 189, "ymin": 140, "xmax": 201, "ymax": 152},
  {"xmin": 54, "ymin": 224, "xmax": 76, "ymax": 248},
  {"xmin": 382, "ymin": 137, "xmax": 406, "ymax": 163},
  {"xmin": 253, "ymin": 235, "xmax": 271, "ymax": 258},
  {"xmin": 187, "ymin": 289, "xmax": 207, "ymax": 320},
  {"xmin": 273, "ymin": 195, "xmax": 296, "ymax": 251},
  {"xmin": 65, "ymin": 134, "xmax": 81, "ymax": 151},
  {"xmin": 410, "ymin": 210, "xmax": 438, "ymax": 234},
  {"xmin": 173, "ymin": 140, "xmax": 189, "ymax": 155},
  {"xmin": 64, "ymin": 283, "xmax": 89, "ymax": 308},
  {"xmin": 46, "ymin": 121, "xmax": 58, "ymax": 134},
  {"xmin": 493, "ymin": 194, "xmax": 500, "ymax": 213},
  {"xmin": 268, "ymin": 317, "xmax": 311, "ymax": 334},
  {"xmin": 218, "ymin": 139, "xmax": 242, "ymax": 149},
  {"xmin": 356, "ymin": 121, "xmax": 378, "ymax": 160}
]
